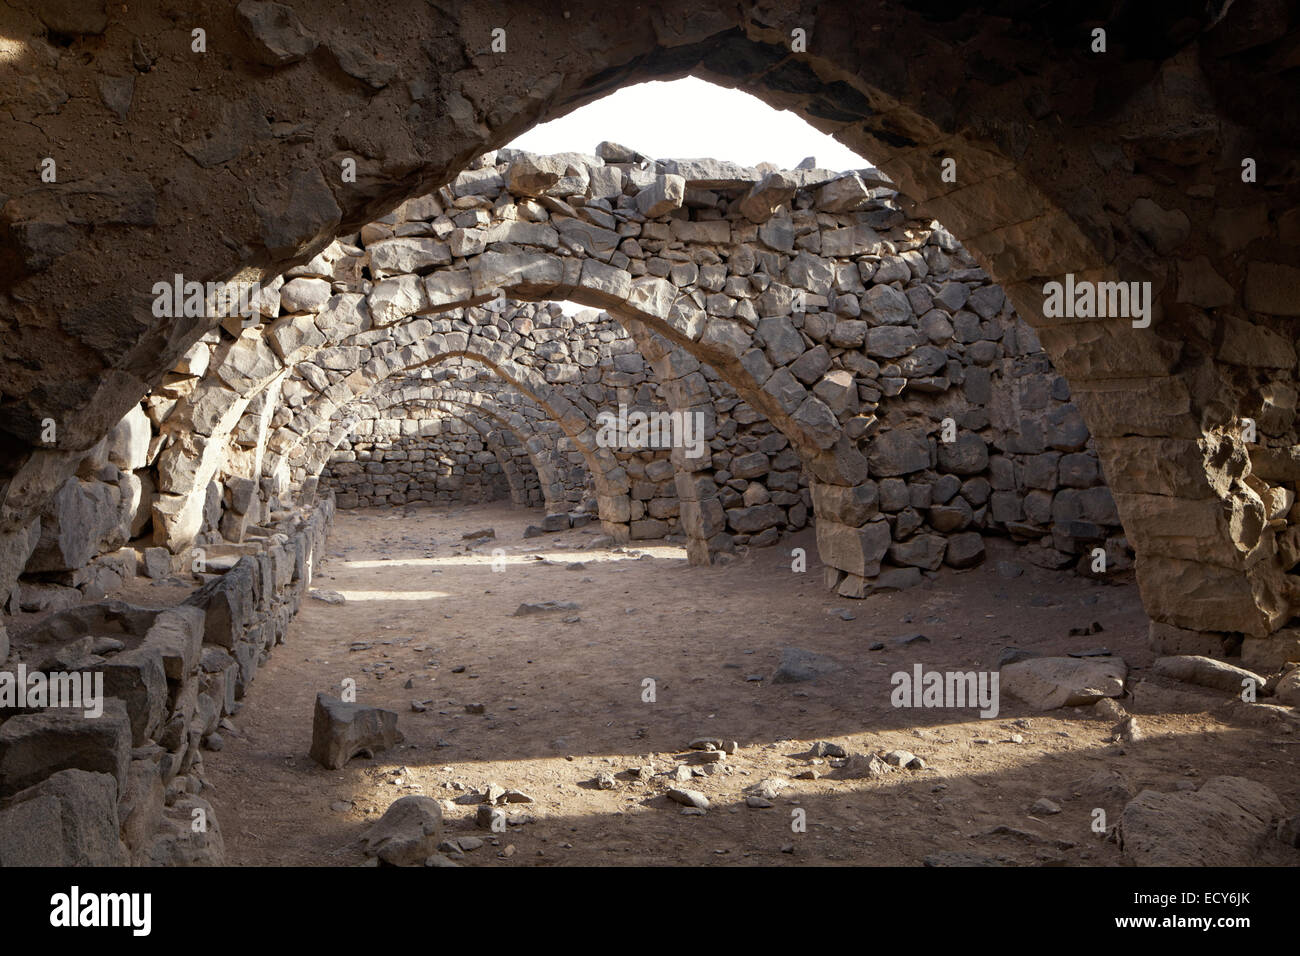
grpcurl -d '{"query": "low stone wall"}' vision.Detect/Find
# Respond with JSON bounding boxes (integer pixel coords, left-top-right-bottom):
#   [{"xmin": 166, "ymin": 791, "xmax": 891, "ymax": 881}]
[{"xmin": 0, "ymin": 495, "xmax": 335, "ymax": 866}]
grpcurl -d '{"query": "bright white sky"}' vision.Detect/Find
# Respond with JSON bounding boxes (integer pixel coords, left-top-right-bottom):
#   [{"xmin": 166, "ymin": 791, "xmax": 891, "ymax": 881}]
[{"xmin": 508, "ymin": 76, "xmax": 870, "ymax": 171}]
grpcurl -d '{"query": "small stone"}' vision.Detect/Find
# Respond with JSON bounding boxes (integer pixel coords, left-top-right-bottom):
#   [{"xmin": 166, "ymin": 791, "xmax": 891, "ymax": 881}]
[
  {"xmin": 475, "ymin": 805, "xmax": 506, "ymax": 830},
  {"xmin": 746, "ymin": 796, "xmax": 774, "ymax": 809},
  {"xmin": 753, "ymin": 777, "xmax": 789, "ymax": 799},
  {"xmin": 1030, "ymin": 797, "xmax": 1061, "ymax": 816},
  {"xmin": 884, "ymin": 749, "xmax": 926, "ymax": 770},
  {"xmin": 1093, "ymin": 698, "xmax": 1127, "ymax": 721},
  {"xmin": 809, "ymin": 741, "xmax": 847, "ymax": 758},
  {"xmin": 511, "ymin": 600, "xmax": 580, "ymax": 616},
  {"xmin": 667, "ymin": 788, "xmax": 709, "ymax": 810},
  {"xmin": 1113, "ymin": 716, "xmax": 1144, "ymax": 743}
]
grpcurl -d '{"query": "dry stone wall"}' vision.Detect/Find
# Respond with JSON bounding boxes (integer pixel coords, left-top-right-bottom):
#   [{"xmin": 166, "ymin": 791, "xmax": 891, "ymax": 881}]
[
  {"xmin": 0, "ymin": 496, "xmax": 334, "ymax": 865},
  {"xmin": 323, "ymin": 397, "xmax": 546, "ymax": 510}
]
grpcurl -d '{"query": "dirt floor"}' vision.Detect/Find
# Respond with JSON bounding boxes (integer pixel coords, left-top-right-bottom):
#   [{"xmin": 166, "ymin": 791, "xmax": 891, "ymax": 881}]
[{"xmin": 201, "ymin": 502, "xmax": 1300, "ymax": 867}]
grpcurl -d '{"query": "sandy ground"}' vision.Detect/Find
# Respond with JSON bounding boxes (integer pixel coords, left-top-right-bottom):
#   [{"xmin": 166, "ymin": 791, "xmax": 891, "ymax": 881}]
[{"xmin": 201, "ymin": 502, "xmax": 1300, "ymax": 867}]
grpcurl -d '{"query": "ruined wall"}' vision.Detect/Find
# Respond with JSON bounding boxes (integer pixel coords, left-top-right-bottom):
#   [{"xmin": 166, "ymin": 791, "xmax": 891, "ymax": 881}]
[{"xmin": 0, "ymin": 494, "xmax": 334, "ymax": 865}]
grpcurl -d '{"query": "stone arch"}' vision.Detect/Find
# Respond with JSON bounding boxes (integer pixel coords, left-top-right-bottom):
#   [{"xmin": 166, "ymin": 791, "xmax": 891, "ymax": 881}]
[
  {"xmin": 269, "ymin": 342, "xmax": 633, "ymax": 539},
  {"xmin": 305, "ymin": 380, "xmax": 581, "ymax": 512},
  {"xmin": 1, "ymin": 4, "xmax": 1296, "ymax": 652}
]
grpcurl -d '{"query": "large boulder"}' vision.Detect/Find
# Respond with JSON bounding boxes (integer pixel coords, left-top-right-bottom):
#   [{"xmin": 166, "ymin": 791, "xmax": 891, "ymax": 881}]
[{"xmin": 358, "ymin": 795, "xmax": 444, "ymax": 866}]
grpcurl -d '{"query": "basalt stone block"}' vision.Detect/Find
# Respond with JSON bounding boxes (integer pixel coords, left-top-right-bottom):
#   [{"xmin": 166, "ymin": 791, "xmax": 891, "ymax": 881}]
[
  {"xmin": 930, "ymin": 498, "xmax": 974, "ymax": 533},
  {"xmin": 0, "ymin": 699, "xmax": 131, "ymax": 798},
  {"xmin": 937, "ymin": 433, "xmax": 989, "ymax": 475},
  {"xmin": 888, "ymin": 534, "xmax": 947, "ymax": 571},
  {"xmin": 868, "ymin": 427, "xmax": 931, "ymax": 476},
  {"xmin": 1120, "ymin": 777, "xmax": 1286, "ymax": 867},
  {"xmin": 143, "ymin": 794, "xmax": 225, "ymax": 865},
  {"xmin": 1147, "ymin": 622, "xmax": 1229, "ymax": 657},
  {"xmin": 726, "ymin": 504, "xmax": 782, "ymax": 534},
  {"xmin": 944, "ymin": 531, "xmax": 986, "ymax": 568},
  {"xmin": 1152, "ymin": 655, "xmax": 1264, "ymax": 694},
  {"xmin": 142, "ymin": 606, "xmax": 205, "ymax": 681},
  {"xmin": 309, "ymin": 693, "xmax": 402, "ymax": 770},
  {"xmin": 0, "ymin": 769, "xmax": 128, "ymax": 866},
  {"xmin": 78, "ymin": 647, "xmax": 168, "ymax": 746},
  {"xmin": 183, "ymin": 556, "xmax": 257, "ymax": 647},
  {"xmin": 810, "ymin": 481, "xmax": 879, "ymax": 526},
  {"xmin": 542, "ymin": 512, "xmax": 570, "ymax": 532},
  {"xmin": 816, "ymin": 518, "xmax": 890, "ymax": 577},
  {"xmin": 1240, "ymin": 630, "xmax": 1300, "ymax": 672}
]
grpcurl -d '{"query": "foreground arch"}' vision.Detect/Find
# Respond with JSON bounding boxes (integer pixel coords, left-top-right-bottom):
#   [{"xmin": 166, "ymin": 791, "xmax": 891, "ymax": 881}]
[{"xmin": 2, "ymin": 1, "xmax": 1297, "ymax": 654}]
